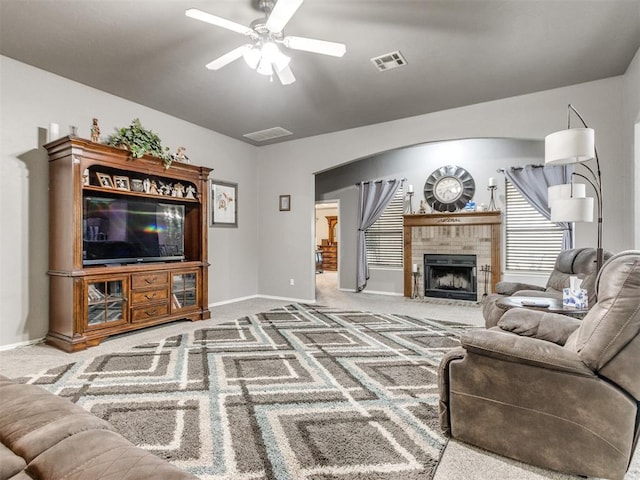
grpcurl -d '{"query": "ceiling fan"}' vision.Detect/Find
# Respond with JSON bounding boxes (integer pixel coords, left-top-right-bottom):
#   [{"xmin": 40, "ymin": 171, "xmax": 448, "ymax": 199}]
[{"xmin": 185, "ymin": 0, "xmax": 346, "ymax": 85}]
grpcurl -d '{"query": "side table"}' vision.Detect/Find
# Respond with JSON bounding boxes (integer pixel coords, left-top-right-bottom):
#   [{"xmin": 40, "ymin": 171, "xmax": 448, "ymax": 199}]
[{"xmin": 496, "ymin": 296, "xmax": 589, "ymax": 319}]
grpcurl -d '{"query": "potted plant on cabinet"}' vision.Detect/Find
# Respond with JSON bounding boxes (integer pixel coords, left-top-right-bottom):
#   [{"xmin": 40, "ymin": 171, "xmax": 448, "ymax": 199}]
[{"xmin": 107, "ymin": 118, "xmax": 176, "ymax": 169}]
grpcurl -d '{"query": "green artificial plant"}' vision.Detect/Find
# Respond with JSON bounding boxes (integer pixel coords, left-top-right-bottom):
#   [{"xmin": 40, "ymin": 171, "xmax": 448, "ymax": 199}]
[{"xmin": 107, "ymin": 118, "xmax": 174, "ymax": 168}]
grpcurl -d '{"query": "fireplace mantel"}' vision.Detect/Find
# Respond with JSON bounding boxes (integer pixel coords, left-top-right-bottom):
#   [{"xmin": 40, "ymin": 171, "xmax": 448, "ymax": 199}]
[{"xmin": 403, "ymin": 211, "xmax": 502, "ymax": 299}]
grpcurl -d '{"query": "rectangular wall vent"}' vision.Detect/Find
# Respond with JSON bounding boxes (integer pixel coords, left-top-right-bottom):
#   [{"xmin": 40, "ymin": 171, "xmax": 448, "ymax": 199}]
[
  {"xmin": 243, "ymin": 127, "xmax": 293, "ymax": 142},
  {"xmin": 370, "ymin": 51, "xmax": 408, "ymax": 72}
]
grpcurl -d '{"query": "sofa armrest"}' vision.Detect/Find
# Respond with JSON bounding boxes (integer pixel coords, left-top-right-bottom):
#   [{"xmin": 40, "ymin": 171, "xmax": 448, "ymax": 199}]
[
  {"xmin": 495, "ymin": 281, "xmax": 545, "ymax": 295},
  {"xmin": 498, "ymin": 309, "xmax": 581, "ymax": 345},
  {"xmin": 512, "ymin": 289, "xmax": 560, "ymax": 299},
  {"xmin": 437, "ymin": 347, "xmax": 466, "ymax": 435},
  {"xmin": 460, "ymin": 330, "xmax": 594, "ymax": 377}
]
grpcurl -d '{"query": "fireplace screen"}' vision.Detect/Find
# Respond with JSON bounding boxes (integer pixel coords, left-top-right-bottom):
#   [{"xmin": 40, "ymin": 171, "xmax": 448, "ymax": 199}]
[{"xmin": 424, "ymin": 254, "xmax": 477, "ymax": 301}]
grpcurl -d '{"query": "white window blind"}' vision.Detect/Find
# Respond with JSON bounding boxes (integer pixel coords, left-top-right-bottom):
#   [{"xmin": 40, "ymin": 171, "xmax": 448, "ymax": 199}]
[
  {"xmin": 365, "ymin": 189, "xmax": 404, "ymax": 268},
  {"xmin": 505, "ymin": 181, "xmax": 563, "ymax": 272}
]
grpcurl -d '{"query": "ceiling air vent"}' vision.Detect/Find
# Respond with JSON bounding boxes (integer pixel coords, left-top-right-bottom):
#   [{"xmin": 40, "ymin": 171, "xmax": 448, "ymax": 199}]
[
  {"xmin": 243, "ymin": 127, "xmax": 293, "ymax": 142},
  {"xmin": 370, "ymin": 51, "xmax": 408, "ymax": 72}
]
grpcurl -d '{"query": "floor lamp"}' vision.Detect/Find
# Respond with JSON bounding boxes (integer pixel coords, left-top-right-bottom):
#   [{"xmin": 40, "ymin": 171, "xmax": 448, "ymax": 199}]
[{"xmin": 545, "ymin": 104, "xmax": 604, "ymax": 273}]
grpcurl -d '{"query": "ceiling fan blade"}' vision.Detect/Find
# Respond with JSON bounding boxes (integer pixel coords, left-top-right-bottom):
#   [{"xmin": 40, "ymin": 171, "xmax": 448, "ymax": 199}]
[
  {"xmin": 283, "ymin": 36, "xmax": 346, "ymax": 57},
  {"xmin": 266, "ymin": 0, "xmax": 304, "ymax": 33},
  {"xmin": 185, "ymin": 8, "xmax": 253, "ymax": 36},
  {"xmin": 275, "ymin": 64, "xmax": 296, "ymax": 85},
  {"xmin": 205, "ymin": 45, "xmax": 251, "ymax": 70}
]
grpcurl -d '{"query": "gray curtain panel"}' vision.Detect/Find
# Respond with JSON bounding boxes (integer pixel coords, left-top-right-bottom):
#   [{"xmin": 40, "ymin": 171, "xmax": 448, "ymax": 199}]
[
  {"xmin": 502, "ymin": 164, "xmax": 574, "ymax": 250},
  {"xmin": 356, "ymin": 178, "xmax": 403, "ymax": 292}
]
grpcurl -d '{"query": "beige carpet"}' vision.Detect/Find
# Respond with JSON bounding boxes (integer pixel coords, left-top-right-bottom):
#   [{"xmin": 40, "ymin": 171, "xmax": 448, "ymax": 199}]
[{"xmin": 1, "ymin": 272, "xmax": 637, "ymax": 479}]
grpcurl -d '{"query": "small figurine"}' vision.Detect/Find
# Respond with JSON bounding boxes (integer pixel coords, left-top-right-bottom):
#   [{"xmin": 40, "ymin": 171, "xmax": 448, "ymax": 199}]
[
  {"xmin": 173, "ymin": 183, "xmax": 185, "ymax": 198},
  {"xmin": 143, "ymin": 178, "xmax": 151, "ymax": 193},
  {"xmin": 82, "ymin": 168, "xmax": 90, "ymax": 186},
  {"xmin": 419, "ymin": 200, "xmax": 427, "ymax": 214},
  {"xmin": 158, "ymin": 181, "xmax": 172, "ymax": 196},
  {"xmin": 90, "ymin": 118, "xmax": 100, "ymax": 143},
  {"xmin": 185, "ymin": 185, "xmax": 196, "ymax": 199},
  {"xmin": 174, "ymin": 146, "xmax": 189, "ymax": 163},
  {"xmin": 149, "ymin": 180, "xmax": 159, "ymax": 195}
]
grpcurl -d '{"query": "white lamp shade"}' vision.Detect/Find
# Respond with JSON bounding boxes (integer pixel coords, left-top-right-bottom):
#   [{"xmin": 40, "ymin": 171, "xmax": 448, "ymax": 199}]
[
  {"xmin": 545, "ymin": 128, "xmax": 595, "ymax": 165},
  {"xmin": 547, "ymin": 183, "xmax": 586, "ymax": 208},
  {"xmin": 550, "ymin": 196, "xmax": 594, "ymax": 223}
]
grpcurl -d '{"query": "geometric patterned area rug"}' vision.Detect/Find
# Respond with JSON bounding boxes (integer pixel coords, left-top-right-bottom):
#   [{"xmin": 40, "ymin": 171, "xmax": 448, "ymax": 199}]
[{"xmin": 21, "ymin": 304, "xmax": 475, "ymax": 480}]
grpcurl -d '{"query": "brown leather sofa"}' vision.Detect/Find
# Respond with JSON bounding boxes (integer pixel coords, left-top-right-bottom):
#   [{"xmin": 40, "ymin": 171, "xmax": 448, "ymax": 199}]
[
  {"xmin": 0, "ymin": 374, "xmax": 197, "ymax": 480},
  {"xmin": 439, "ymin": 250, "xmax": 640, "ymax": 479},
  {"xmin": 482, "ymin": 247, "xmax": 612, "ymax": 328}
]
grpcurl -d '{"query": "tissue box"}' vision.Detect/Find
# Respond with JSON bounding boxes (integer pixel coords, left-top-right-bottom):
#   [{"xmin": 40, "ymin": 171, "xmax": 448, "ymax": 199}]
[{"xmin": 563, "ymin": 288, "xmax": 588, "ymax": 309}]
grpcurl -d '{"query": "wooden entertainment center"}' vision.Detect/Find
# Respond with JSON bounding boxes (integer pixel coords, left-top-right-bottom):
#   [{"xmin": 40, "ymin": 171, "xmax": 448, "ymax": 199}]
[{"xmin": 45, "ymin": 136, "xmax": 212, "ymax": 352}]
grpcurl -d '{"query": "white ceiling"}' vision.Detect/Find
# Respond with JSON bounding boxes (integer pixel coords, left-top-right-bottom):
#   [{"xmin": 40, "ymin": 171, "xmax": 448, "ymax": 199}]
[{"xmin": 1, "ymin": 1, "xmax": 639, "ymax": 146}]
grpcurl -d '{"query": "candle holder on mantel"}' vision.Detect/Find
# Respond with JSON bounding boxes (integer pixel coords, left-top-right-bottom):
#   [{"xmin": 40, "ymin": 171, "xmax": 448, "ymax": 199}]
[
  {"xmin": 487, "ymin": 185, "xmax": 498, "ymax": 211},
  {"xmin": 411, "ymin": 266, "xmax": 423, "ymax": 299},
  {"xmin": 405, "ymin": 192, "xmax": 415, "ymax": 214}
]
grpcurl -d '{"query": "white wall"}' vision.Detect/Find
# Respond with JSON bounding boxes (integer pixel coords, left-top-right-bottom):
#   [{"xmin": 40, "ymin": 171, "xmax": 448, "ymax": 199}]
[
  {"xmin": 0, "ymin": 56, "xmax": 259, "ymax": 348},
  {"xmin": 257, "ymin": 75, "xmax": 632, "ymax": 301},
  {"xmin": 624, "ymin": 48, "xmax": 640, "ymax": 248}
]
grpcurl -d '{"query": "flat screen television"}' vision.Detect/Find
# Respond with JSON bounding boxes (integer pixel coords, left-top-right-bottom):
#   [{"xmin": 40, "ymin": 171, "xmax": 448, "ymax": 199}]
[{"xmin": 83, "ymin": 196, "xmax": 185, "ymax": 266}]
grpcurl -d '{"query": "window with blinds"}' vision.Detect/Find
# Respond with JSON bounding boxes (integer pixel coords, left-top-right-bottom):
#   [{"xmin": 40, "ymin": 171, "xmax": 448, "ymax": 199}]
[
  {"xmin": 365, "ymin": 189, "xmax": 404, "ymax": 268},
  {"xmin": 505, "ymin": 180, "xmax": 563, "ymax": 272}
]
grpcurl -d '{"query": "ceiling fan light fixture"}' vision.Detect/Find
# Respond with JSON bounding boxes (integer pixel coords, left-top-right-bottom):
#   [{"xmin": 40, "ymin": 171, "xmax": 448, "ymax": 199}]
[
  {"xmin": 262, "ymin": 42, "xmax": 290, "ymax": 70},
  {"xmin": 243, "ymin": 46, "xmax": 261, "ymax": 70},
  {"xmin": 256, "ymin": 57, "xmax": 274, "ymax": 76},
  {"xmin": 187, "ymin": 1, "xmax": 344, "ymax": 86}
]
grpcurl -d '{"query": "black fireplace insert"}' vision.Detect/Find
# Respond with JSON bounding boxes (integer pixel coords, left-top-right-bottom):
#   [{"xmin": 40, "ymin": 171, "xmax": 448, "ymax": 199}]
[{"xmin": 424, "ymin": 254, "xmax": 477, "ymax": 301}]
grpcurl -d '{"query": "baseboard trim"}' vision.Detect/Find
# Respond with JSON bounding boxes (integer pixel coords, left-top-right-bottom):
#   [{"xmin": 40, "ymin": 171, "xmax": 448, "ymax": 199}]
[
  {"xmin": 209, "ymin": 294, "xmax": 316, "ymax": 309},
  {"xmin": 0, "ymin": 337, "xmax": 45, "ymax": 351},
  {"xmin": 209, "ymin": 294, "xmax": 260, "ymax": 307},
  {"xmin": 354, "ymin": 289, "xmax": 404, "ymax": 296}
]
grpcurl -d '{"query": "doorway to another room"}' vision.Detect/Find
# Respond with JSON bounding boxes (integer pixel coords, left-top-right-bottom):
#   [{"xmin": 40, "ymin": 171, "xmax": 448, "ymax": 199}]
[{"xmin": 315, "ymin": 202, "xmax": 339, "ymax": 291}]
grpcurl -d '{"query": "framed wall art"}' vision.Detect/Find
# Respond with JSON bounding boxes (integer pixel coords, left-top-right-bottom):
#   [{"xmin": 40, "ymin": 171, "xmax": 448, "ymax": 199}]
[
  {"xmin": 210, "ymin": 180, "xmax": 238, "ymax": 227},
  {"xmin": 279, "ymin": 195, "xmax": 291, "ymax": 211}
]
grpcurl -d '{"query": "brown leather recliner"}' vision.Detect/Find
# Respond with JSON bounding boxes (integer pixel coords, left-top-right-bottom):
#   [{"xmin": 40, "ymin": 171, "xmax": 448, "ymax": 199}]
[
  {"xmin": 482, "ymin": 247, "xmax": 612, "ymax": 328},
  {"xmin": 0, "ymin": 374, "xmax": 197, "ymax": 480},
  {"xmin": 439, "ymin": 250, "xmax": 640, "ymax": 480}
]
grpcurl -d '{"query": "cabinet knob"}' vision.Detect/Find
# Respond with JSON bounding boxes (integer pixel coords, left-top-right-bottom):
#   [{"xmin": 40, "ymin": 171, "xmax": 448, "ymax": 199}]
[{"xmin": 144, "ymin": 292, "xmax": 157, "ymax": 300}]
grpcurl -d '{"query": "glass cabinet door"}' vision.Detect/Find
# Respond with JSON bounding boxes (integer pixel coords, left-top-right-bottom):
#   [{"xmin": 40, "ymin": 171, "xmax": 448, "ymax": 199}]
[
  {"xmin": 171, "ymin": 271, "xmax": 198, "ymax": 311},
  {"xmin": 86, "ymin": 278, "xmax": 127, "ymax": 328}
]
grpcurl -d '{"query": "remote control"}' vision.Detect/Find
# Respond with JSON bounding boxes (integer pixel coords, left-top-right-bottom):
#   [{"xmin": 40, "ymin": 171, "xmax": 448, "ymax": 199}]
[{"xmin": 521, "ymin": 300, "xmax": 550, "ymax": 307}]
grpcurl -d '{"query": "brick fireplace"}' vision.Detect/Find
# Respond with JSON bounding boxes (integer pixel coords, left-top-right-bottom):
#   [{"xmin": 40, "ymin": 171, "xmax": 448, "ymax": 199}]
[{"xmin": 403, "ymin": 211, "xmax": 502, "ymax": 301}]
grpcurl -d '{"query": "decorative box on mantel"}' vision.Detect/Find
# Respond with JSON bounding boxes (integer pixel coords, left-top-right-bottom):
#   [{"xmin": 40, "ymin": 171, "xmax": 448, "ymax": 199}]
[{"xmin": 403, "ymin": 211, "xmax": 502, "ymax": 300}]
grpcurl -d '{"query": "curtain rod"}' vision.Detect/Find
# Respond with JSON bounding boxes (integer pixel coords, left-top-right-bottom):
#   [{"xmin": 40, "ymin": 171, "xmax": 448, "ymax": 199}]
[{"xmin": 355, "ymin": 177, "xmax": 407, "ymax": 186}]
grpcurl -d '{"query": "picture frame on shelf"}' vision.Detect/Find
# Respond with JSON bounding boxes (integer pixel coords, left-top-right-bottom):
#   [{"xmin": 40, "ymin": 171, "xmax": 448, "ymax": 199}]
[
  {"xmin": 96, "ymin": 172, "xmax": 114, "ymax": 188},
  {"xmin": 279, "ymin": 194, "xmax": 291, "ymax": 212},
  {"xmin": 113, "ymin": 175, "xmax": 130, "ymax": 191},
  {"xmin": 130, "ymin": 178, "xmax": 144, "ymax": 192},
  {"xmin": 210, "ymin": 180, "xmax": 238, "ymax": 227}
]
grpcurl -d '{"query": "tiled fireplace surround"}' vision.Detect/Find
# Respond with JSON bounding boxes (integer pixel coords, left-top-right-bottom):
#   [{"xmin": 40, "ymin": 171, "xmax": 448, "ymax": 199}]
[{"xmin": 403, "ymin": 211, "xmax": 502, "ymax": 301}]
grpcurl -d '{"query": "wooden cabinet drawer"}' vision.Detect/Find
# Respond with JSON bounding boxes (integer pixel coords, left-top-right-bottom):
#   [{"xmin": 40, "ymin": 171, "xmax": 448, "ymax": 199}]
[
  {"xmin": 131, "ymin": 272, "xmax": 168, "ymax": 289},
  {"xmin": 131, "ymin": 288, "xmax": 168, "ymax": 305},
  {"xmin": 131, "ymin": 302, "xmax": 169, "ymax": 323}
]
